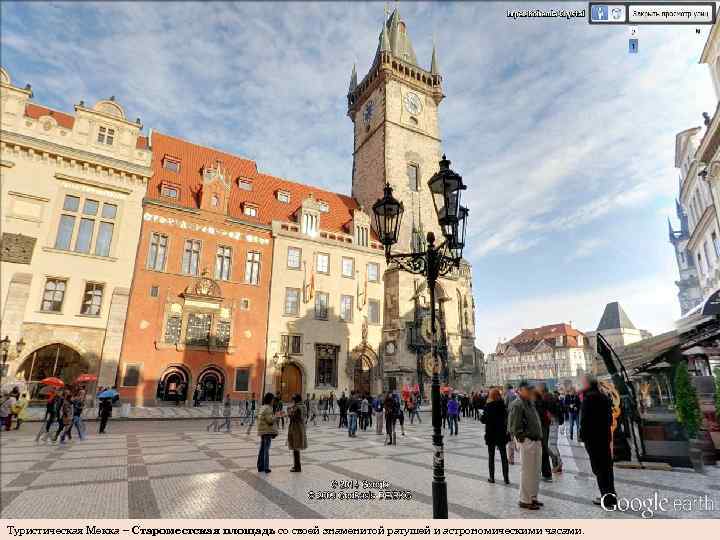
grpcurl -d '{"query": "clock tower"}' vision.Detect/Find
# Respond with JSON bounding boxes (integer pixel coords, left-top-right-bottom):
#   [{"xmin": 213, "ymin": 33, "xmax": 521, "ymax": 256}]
[
  {"xmin": 348, "ymin": 8, "xmax": 444, "ymax": 253},
  {"xmin": 347, "ymin": 10, "xmax": 477, "ymax": 396}
]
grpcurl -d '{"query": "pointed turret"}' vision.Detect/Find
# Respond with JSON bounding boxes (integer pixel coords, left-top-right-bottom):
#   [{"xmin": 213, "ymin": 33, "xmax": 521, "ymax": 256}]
[
  {"xmin": 379, "ymin": 23, "xmax": 391, "ymax": 53},
  {"xmin": 430, "ymin": 43, "xmax": 440, "ymax": 75},
  {"xmin": 348, "ymin": 63, "xmax": 357, "ymax": 93},
  {"xmin": 668, "ymin": 217, "xmax": 676, "ymax": 243}
]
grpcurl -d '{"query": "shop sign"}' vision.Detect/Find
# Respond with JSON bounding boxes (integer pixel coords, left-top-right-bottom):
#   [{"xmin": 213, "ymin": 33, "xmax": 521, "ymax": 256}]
[{"xmin": 143, "ymin": 212, "xmax": 269, "ymax": 245}]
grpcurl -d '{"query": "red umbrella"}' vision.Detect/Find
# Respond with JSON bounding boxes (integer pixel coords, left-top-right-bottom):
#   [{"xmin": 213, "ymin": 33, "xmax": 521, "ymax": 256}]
[
  {"xmin": 75, "ymin": 374, "xmax": 97, "ymax": 383},
  {"xmin": 39, "ymin": 377, "xmax": 64, "ymax": 387}
]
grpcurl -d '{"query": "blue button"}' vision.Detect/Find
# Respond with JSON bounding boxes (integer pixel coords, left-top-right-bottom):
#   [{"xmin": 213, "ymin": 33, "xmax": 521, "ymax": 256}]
[
  {"xmin": 629, "ymin": 38, "xmax": 638, "ymax": 53},
  {"xmin": 591, "ymin": 5, "xmax": 609, "ymax": 21}
]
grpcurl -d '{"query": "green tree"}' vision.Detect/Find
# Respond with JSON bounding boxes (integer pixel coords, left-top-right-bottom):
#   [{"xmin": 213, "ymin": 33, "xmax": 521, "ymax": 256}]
[{"xmin": 674, "ymin": 361, "xmax": 702, "ymax": 439}]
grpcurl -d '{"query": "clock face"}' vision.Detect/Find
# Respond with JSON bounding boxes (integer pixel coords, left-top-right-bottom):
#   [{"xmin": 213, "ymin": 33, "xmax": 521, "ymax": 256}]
[
  {"xmin": 363, "ymin": 101, "xmax": 374, "ymax": 124},
  {"xmin": 404, "ymin": 92, "xmax": 422, "ymax": 115}
]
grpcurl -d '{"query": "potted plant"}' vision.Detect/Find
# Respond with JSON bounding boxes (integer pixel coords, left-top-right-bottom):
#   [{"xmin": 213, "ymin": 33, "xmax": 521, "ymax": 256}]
[{"xmin": 674, "ymin": 362, "xmax": 704, "ymax": 471}]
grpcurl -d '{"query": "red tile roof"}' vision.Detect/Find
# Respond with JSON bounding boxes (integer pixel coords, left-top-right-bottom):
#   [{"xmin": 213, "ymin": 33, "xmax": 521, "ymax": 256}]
[
  {"xmin": 506, "ymin": 323, "xmax": 586, "ymax": 350},
  {"xmin": 25, "ymin": 103, "xmax": 75, "ymax": 129},
  {"xmin": 149, "ymin": 131, "xmax": 362, "ymax": 235}
]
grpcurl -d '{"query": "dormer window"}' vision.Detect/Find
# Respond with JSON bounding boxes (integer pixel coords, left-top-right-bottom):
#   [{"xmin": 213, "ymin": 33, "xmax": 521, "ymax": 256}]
[
  {"xmin": 277, "ymin": 190, "xmax": 291, "ymax": 204},
  {"xmin": 97, "ymin": 126, "xmax": 115, "ymax": 145},
  {"xmin": 239, "ymin": 179, "xmax": 253, "ymax": 191},
  {"xmin": 243, "ymin": 204, "xmax": 258, "ymax": 217},
  {"xmin": 163, "ymin": 157, "xmax": 180, "ymax": 173},
  {"xmin": 160, "ymin": 184, "xmax": 179, "ymax": 199},
  {"xmin": 555, "ymin": 335, "xmax": 564, "ymax": 347},
  {"xmin": 318, "ymin": 200, "xmax": 329, "ymax": 213}
]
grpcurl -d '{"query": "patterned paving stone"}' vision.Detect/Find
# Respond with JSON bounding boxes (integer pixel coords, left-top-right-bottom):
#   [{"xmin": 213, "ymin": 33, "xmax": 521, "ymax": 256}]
[{"xmin": 1, "ymin": 418, "xmax": 718, "ymax": 519}]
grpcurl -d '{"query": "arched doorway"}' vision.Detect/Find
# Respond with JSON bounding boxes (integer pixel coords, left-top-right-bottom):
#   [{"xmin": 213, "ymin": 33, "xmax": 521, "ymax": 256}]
[
  {"xmin": 17, "ymin": 344, "xmax": 89, "ymax": 399},
  {"xmin": 279, "ymin": 363, "xmax": 302, "ymax": 402},
  {"xmin": 198, "ymin": 366, "xmax": 225, "ymax": 402},
  {"xmin": 157, "ymin": 365, "xmax": 190, "ymax": 402},
  {"xmin": 354, "ymin": 355, "xmax": 372, "ymax": 395}
]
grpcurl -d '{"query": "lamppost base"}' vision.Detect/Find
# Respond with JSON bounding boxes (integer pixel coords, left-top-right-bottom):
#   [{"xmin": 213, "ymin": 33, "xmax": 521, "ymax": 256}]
[{"xmin": 432, "ymin": 480, "xmax": 449, "ymax": 519}]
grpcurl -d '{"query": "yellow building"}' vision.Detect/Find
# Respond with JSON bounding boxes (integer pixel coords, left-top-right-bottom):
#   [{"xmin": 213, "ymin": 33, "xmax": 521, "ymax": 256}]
[{"xmin": 0, "ymin": 67, "xmax": 152, "ymax": 393}]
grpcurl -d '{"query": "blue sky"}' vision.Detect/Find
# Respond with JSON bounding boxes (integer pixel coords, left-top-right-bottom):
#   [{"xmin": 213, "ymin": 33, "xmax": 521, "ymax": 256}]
[{"xmin": 1, "ymin": 1, "xmax": 715, "ymax": 352}]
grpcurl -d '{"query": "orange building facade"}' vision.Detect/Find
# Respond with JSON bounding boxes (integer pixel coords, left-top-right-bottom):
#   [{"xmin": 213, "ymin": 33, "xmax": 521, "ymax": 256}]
[{"xmin": 117, "ymin": 132, "xmax": 273, "ymax": 405}]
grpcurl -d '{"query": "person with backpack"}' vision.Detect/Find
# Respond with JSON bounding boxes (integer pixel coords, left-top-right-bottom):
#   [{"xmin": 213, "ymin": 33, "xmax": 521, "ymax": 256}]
[{"xmin": 447, "ymin": 394, "xmax": 460, "ymax": 436}]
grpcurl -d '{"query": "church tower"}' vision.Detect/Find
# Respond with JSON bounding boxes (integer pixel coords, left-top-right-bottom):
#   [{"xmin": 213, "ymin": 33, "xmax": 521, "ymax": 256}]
[
  {"xmin": 348, "ymin": 8, "xmax": 444, "ymax": 252},
  {"xmin": 348, "ymin": 9, "xmax": 477, "ymax": 395}
]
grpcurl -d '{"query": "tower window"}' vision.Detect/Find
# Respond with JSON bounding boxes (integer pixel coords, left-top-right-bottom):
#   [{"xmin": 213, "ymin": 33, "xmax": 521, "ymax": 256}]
[{"xmin": 407, "ymin": 163, "xmax": 419, "ymax": 191}]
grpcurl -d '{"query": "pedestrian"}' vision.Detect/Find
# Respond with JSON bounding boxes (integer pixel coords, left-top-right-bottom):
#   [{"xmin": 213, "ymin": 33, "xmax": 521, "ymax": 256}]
[
  {"xmin": 395, "ymin": 394, "xmax": 406, "ymax": 436},
  {"xmin": 504, "ymin": 384, "xmax": 518, "ymax": 464},
  {"xmin": 347, "ymin": 392, "xmax": 360, "ymax": 437},
  {"xmin": 508, "ymin": 381, "xmax": 544, "ymax": 510},
  {"xmin": 321, "ymin": 396, "xmax": 329, "ymax": 422},
  {"xmin": 440, "ymin": 393, "xmax": 448, "ymax": 429},
  {"xmin": 329, "ymin": 392, "xmax": 335, "ymax": 414},
  {"xmin": 481, "ymin": 388, "xmax": 510, "ymax": 484},
  {"xmin": 309, "ymin": 393, "xmax": 318, "ymax": 426},
  {"xmin": 69, "ymin": 391, "xmax": 85, "ymax": 439},
  {"xmin": 58, "ymin": 392, "xmax": 75, "ymax": 444},
  {"xmin": 257, "ymin": 392, "xmax": 277, "ymax": 473},
  {"xmin": 579, "ymin": 375, "xmax": 617, "ymax": 508},
  {"xmin": 219, "ymin": 394, "xmax": 232, "ymax": 432},
  {"xmin": 206, "ymin": 401, "xmax": 221, "ymax": 431},
  {"xmin": 288, "ymin": 394, "xmax": 307, "ymax": 472},
  {"xmin": 360, "ymin": 395, "xmax": 369, "ymax": 431},
  {"xmin": 565, "ymin": 389, "xmax": 580, "ymax": 441},
  {"xmin": 12, "ymin": 392, "xmax": 29, "ymax": 430},
  {"xmin": 193, "ymin": 383, "xmax": 201, "ymax": 407},
  {"xmin": 338, "ymin": 392, "xmax": 348, "ymax": 429},
  {"xmin": 407, "ymin": 395, "xmax": 420, "ymax": 424},
  {"xmin": 98, "ymin": 397, "xmax": 112, "ymax": 434},
  {"xmin": 447, "ymin": 394, "xmax": 459, "ymax": 436},
  {"xmin": 373, "ymin": 394, "xmax": 384, "ymax": 435},
  {"xmin": 36, "ymin": 391, "xmax": 58, "ymax": 442},
  {"xmin": 52, "ymin": 390, "xmax": 69, "ymax": 441},
  {"xmin": 546, "ymin": 389, "xmax": 564, "ymax": 473},
  {"xmin": 383, "ymin": 392, "xmax": 396, "ymax": 445},
  {"xmin": 0, "ymin": 390, "xmax": 17, "ymax": 431},
  {"xmin": 534, "ymin": 385, "xmax": 553, "ymax": 483}
]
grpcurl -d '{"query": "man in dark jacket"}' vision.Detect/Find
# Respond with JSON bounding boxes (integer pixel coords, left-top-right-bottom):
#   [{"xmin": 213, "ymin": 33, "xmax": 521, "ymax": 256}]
[
  {"xmin": 337, "ymin": 392, "xmax": 348, "ymax": 428},
  {"xmin": 565, "ymin": 390, "xmax": 580, "ymax": 440},
  {"xmin": 579, "ymin": 375, "xmax": 617, "ymax": 508},
  {"xmin": 508, "ymin": 381, "xmax": 544, "ymax": 510}
]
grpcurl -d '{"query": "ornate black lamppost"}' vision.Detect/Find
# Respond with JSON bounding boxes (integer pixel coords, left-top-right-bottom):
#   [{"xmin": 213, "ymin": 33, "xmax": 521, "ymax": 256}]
[{"xmin": 372, "ymin": 155, "xmax": 468, "ymax": 519}]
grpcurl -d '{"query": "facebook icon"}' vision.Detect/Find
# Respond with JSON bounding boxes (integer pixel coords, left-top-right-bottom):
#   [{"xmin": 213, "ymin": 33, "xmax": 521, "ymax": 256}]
[{"xmin": 591, "ymin": 5, "xmax": 609, "ymax": 21}]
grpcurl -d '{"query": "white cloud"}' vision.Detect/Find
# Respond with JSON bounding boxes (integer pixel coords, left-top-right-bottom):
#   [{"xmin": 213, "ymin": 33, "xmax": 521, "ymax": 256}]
[{"xmin": 475, "ymin": 273, "xmax": 678, "ymax": 353}]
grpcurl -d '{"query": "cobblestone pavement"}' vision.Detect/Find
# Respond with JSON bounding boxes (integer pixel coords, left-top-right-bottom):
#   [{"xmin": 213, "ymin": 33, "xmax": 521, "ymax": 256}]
[{"xmin": 1, "ymin": 415, "xmax": 719, "ymax": 519}]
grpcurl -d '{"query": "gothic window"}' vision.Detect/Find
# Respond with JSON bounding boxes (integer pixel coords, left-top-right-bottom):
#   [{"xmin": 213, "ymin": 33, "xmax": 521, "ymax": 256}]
[
  {"xmin": 342, "ymin": 257, "xmax": 355, "ymax": 278},
  {"xmin": 315, "ymin": 344, "xmax": 338, "ymax": 387},
  {"xmin": 186, "ymin": 313, "xmax": 212, "ymax": 346},
  {"xmin": 216, "ymin": 319, "xmax": 231, "ymax": 347},
  {"xmin": 340, "ymin": 295, "xmax": 354, "ymax": 322},
  {"xmin": 368, "ymin": 299, "xmax": 380, "ymax": 324},
  {"xmin": 148, "ymin": 233, "xmax": 168, "ymax": 271},
  {"xmin": 41, "ymin": 278, "xmax": 67, "ymax": 312},
  {"xmin": 215, "ymin": 246, "xmax": 232, "ymax": 281},
  {"xmin": 284, "ymin": 288, "xmax": 301, "ymax": 316},
  {"xmin": 316, "ymin": 253, "xmax": 330, "ymax": 274},
  {"xmin": 164, "ymin": 315, "xmax": 181, "ymax": 343},
  {"xmin": 81, "ymin": 282, "xmax": 104, "ymax": 316},
  {"xmin": 407, "ymin": 163, "xmax": 420, "ymax": 191},
  {"xmin": 54, "ymin": 195, "xmax": 116, "ymax": 256},
  {"xmin": 367, "ymin": 262, "xmax": 380, "ymax": 282},
  {"xmin": 245, "ymin": 251, "xmax": 261, "ymax": 284},
  {"xmin": 281, "ymin": 334, "xmax": 302, "ymax": 355},
  {"xmin": 356, "ymin": 226, "xmax": 369, "ymax": 247},
  {"xmin": 315, "ymin": 292, "xmax": 329, "ymax": 320},
  {"xmin": 302, "ymin": 213, "xmax": 319, "ymax": 236},
  {"xmin": 97, "ymin": 126, "xmax": 115, "ymax": 145},
  {"xmin": 182, "ymin": 239, "xmax": 201, "ymax": 275},
  {"xmin": 287, "ymin": 247, "xmax": 301, "ymax": 269}
]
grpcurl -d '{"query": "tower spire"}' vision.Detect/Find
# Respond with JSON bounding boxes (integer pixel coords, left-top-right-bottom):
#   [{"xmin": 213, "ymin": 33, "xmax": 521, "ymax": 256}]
[
  {"xmin": 348, "ymin": 63, "xmax": 357, "ymax": 93},
  {"xmin": 430, "ymin": 42, "xmax": 440, "ymax": 75}
]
